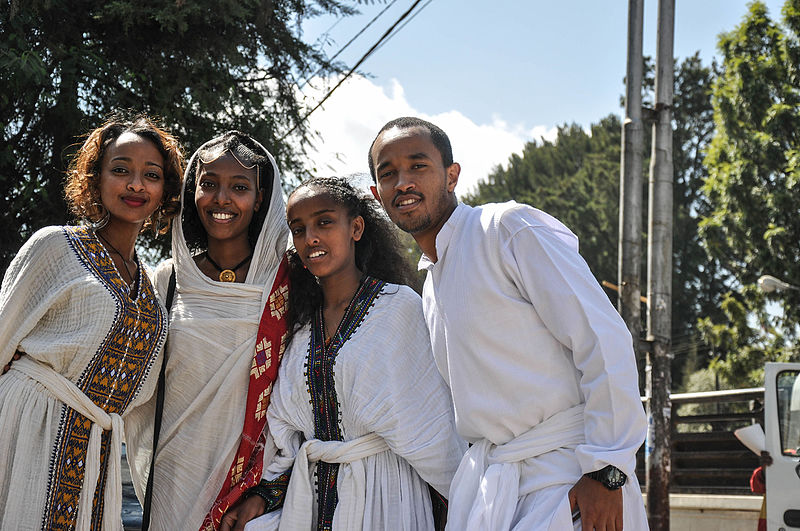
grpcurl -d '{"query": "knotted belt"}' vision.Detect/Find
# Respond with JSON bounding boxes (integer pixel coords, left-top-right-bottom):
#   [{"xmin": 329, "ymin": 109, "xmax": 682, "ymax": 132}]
[
  {"xmin": 278, "ymin": 432, "xmax": 390, "ymax": 530},
  {"xmin": 13, "ymin": 356, "xmax": 124, "ymax": 531},
  {"xmin": 447, "ymin": 404, "xmax": 586, "ymax": 531}
]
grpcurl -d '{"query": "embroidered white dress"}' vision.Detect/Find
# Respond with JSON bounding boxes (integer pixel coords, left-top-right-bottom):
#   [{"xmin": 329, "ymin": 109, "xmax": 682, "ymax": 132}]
[
  {"xmin": 419, "ymin": 202, "xmax": 649, "ymax": 531},
  {"xmin": 244, "ymin": 281, "xmax": 466, "ymax": 531},
  {"xmin": 123, "ymin": 140, "xmax": 289, "ymax": 531},
  {"xmin": 0, "ymin": 225, "xmax": 167, "ymax": 531}
]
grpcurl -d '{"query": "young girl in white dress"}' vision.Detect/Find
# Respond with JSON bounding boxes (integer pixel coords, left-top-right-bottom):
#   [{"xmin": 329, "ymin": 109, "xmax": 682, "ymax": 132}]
[
  {"xmin": 124, "ymin": 131, "xmax": 292, "ymax": 531},
  {"xmin": 234, "ymin": 177, "xmax": 466, "ymax": 531}
]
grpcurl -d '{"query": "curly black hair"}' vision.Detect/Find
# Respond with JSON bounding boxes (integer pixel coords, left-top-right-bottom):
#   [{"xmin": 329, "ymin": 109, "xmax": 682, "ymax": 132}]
[
  {"xmin": 181, "ymin": 131, "xmax": 274, "ymax": 252},
  {"xmin": 65, "ymin": 111, "xmax": 184, "ymax": 235},
  {"xmin": 287, "ymin": 177, "xmax": 417, "ymax": 335}
]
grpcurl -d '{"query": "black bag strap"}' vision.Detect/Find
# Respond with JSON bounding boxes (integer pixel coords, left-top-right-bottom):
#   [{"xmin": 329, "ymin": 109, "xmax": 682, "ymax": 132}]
[{"xmin": 141, "ymin": 266, "xmax": 176, "ymax": 530}]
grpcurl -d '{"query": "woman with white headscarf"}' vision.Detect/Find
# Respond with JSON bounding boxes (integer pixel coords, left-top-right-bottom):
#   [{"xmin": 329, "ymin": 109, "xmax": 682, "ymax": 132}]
[{"xmin": 125, "ymin": 131, "xmax": 290, "ymax": 531}]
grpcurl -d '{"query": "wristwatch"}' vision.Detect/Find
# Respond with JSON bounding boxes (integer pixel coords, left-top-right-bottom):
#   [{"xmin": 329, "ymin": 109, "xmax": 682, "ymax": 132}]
[{"xmin": 585, "ymin": 465, "xmax": 627, "ymax": 490}]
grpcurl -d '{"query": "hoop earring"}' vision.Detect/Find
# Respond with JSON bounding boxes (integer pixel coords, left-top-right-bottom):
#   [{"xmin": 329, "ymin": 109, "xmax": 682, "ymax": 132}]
[
  {"xmin": 89, "ymin": 203, "xmax": 110, "ymax": 231},
  {"xmin": 153, "ymin": 209, "xmax": 165, "ymax": 236}
]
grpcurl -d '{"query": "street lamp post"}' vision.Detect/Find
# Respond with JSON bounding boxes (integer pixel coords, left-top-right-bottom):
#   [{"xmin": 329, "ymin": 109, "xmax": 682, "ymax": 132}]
[{"xmin": 758, "ymin": 275, "xmax": 800, "ymax": 293}]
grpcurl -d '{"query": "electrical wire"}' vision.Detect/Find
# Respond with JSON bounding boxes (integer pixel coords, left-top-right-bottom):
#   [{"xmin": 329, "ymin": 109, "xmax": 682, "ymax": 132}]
[
  {"xmin": 299, "ymin": 0, "xmax": 398, "ymax": 89},
  {"xmin": 281, "ymin": 0, "xmax": 429, "ymax": 140},
  {"xmin": 371, "ymin": 0, "xmax": 434, "ymax": 55}
]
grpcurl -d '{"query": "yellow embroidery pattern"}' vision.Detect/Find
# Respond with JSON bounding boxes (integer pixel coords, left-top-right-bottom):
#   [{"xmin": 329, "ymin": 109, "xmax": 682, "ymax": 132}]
[
  {"xmin": 252, "ymin": 338, "xmax": 273, "ymax": 379},
  {"xmin": 269, "ymin": 284, "xmax": 289, "ymax": 319},
  {"xmin": 231, "ymin": 456, "xmax": 246, "ymax": 485},
  {"xmin": 42, "ymin": 227, "xmax": 166, "ymax": 530}
]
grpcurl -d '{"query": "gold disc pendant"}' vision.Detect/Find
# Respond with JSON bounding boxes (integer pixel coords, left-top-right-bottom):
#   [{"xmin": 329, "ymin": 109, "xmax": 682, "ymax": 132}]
[{"xmin": 219, "ymin": 270, "xmax": 236, "ymax": 282}]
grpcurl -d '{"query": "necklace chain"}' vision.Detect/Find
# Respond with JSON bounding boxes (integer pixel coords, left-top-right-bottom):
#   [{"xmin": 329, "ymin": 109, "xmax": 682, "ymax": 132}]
[{"xmin": 96, "ymin": 231, "xmax": 138, "ymax": 286}]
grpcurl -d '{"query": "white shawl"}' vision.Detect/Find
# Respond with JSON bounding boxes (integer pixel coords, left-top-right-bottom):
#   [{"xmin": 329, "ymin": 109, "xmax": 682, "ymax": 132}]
[{"xmin": 124, "ymin": 135, "xmax": 289, "ymax": 531}]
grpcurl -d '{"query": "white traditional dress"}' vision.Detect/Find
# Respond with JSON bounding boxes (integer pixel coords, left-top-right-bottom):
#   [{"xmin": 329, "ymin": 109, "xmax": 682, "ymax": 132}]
[
  {"xmin": 244, "ymin": 278, "xmax": 466, "ymax": 531},
  {"xmin": 124, "ymin": 138, "xmax": 290, "ymax": 531},
  {"xmin": 0, "ymin": 225, "xmax": 167, "ymax": 530},
  {"xmin": 420, "ymin": 202, "xmax": 649, "ymax": 530}
]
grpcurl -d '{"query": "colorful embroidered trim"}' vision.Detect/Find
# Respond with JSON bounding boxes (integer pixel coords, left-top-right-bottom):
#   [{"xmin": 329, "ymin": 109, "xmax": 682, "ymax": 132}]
[
  {"xmin": 245, "ymin": 473, "xmax": 291, "ymax": 513},
  {"xmin": 201, "ymin": 255, "xmax": 291, "ymax": 531},
  {"xmin": 42, "ymin": 226, "xmax": 166, "ymax": 530},
  {"xmin": 305, "ymin": 276, "xmax": 384, "ymax": 530}
]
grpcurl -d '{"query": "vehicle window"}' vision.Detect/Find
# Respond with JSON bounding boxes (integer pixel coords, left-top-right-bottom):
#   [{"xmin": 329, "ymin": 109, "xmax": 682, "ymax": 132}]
[{"xmin": 777, "ymin": 370, "xmax": 800, "ymax": 456}]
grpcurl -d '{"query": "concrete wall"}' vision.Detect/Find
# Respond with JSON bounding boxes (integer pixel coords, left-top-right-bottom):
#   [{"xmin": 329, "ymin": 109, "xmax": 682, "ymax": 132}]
[{"xmin": 643, "ymin": 494, "xmax": 762, "ymax": 531}]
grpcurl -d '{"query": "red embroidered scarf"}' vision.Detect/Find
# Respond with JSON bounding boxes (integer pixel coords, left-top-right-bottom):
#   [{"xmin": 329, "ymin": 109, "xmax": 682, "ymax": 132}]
[{"xmin": 201, "ymin": 256, "xmax": 290, "ymax": 530}]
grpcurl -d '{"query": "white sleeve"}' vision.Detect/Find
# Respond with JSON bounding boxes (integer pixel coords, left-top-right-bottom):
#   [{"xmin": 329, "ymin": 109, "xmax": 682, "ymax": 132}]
[
  {"xmin": 353, "ymin": 288, "xmax": 467, "ymax": 497},
  {"xmin": 0, "ymin": 227, "xmax": 67, "ymax": 366},
  {"xmin": 260, "ymin": 377, "xmax": 303, "ymax": 482},
  {"xmin": 500, "ymin": 218, "xmax": 646, "ymax": 476}
]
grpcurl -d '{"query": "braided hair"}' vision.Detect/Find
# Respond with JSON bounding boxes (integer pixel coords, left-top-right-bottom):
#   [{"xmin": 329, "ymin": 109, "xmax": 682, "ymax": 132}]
[{"xmin": 287, "ymin": 177, "xmax": 416, "ymax": 335}]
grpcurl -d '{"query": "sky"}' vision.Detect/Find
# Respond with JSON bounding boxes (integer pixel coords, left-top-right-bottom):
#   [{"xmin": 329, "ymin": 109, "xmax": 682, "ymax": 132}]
[{"xmin": 297, "ymin": 0, "xmax": 787, "ymax": 194}]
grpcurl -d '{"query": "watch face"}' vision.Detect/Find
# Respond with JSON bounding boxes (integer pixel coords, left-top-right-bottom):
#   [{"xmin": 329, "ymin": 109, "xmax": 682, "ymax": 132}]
[
  {"xmin": 602, "ymin": 465, "xmax": 627, "ymax": 489},
  {"xmin": 587, "ymin": 465, "xmax": 627, "ymax": 489},
  {"xmin": 607, "ymin": 467, "xmax": 625, "ymax": 486}
]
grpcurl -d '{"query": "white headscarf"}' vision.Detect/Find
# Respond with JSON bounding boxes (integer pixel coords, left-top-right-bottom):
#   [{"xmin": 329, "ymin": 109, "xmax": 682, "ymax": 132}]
[
  {"xmin": 125, "ymin": 132, "xmax": 290, "ymax": 530},
  {"xmin": 174, "ymin": 132, "xmax": 289, "ymax": 293}
]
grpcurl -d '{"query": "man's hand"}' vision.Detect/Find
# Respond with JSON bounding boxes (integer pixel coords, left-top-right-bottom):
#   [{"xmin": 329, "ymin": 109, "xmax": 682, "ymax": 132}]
[
  {"xmin": 568, "ymin": 475, "xmax": 623, "ymax": 531},
  {"xmin": 219, "ymin": 495, "xmax": 267, "ymax": 531}
]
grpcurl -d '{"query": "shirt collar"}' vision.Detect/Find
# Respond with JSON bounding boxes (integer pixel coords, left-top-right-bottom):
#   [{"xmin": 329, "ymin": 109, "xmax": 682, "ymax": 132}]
[{"xmin": 417, "ymin": 202, "xmax": 468, "ymax": 271}]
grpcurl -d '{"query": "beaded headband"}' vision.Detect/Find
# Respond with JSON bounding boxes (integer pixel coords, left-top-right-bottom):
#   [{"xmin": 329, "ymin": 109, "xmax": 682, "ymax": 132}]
[{"xmin": 197, "ymin": 144, "xmax": 261, "ymax": 189}]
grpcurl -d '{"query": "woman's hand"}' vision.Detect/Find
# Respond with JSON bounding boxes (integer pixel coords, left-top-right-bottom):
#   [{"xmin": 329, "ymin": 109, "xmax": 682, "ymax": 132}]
[
  {"xmin": 2, "ymin": 351, "xmax": 23, "ymax": 375},
  {"xmin": 219, "ymin": 495, "xmax": 268, "ymax": 531}
]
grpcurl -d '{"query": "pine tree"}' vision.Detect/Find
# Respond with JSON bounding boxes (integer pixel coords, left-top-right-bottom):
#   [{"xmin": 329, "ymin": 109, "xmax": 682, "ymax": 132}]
[{"xmin": 1, "ymin": 0, "xmax": 368, "ymax": 273}]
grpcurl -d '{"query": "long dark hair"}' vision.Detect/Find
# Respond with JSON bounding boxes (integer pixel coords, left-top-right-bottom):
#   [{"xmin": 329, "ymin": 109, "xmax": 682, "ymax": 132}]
[
  {"xmin": 181, "ymin": 131, "xmax": 274, "ymax": 252},
  {"xmin": 287, "ymin": 177, "xmax": 416, "ymax": 335}
]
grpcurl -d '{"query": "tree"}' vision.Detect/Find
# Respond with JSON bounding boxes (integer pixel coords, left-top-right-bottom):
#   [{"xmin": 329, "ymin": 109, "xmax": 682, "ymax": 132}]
[
  {"xmin": 463, "ymin": 56, "xmax": 725, "ymax": 388},
  {"xmin": 667, "ymin": 54, "xmax": 731, "ymax": 382},
  {"xmin": 462, "ymin": 117, "xmax": 621, "ymax": 287},
  {"xmin": 1, "ymin": 0, "xmax": 369, "ymax": 275},
  {"xmin": 698, "ymin": 0, "xmax": 800, "ymax": 385}
]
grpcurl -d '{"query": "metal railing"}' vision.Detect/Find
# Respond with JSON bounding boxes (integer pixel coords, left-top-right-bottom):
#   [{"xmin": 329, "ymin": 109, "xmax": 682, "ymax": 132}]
[{"xmin": 637, "ymin": 388, "xmax": 765, "ymax": 494}]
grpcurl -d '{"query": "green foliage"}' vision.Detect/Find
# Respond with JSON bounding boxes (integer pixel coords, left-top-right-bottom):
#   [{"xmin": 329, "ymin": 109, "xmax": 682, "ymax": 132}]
[
  {"xmin": 462, "ymin": 117, "xmax": 621, "ymax": 285},
  {"xmin": 466, "ymin": 120, "xmax": 619, "ymax": 278},
  {"xmin": 463, "ymin": 56, "xmax": 725, "ymax": 387},
  {"xmin": 699, "ymin": 0, "xmax": 800, "ymax": 385},
  {"xmin": 1, "ymin": 0, "xmax": 371, "ymax": 275}
]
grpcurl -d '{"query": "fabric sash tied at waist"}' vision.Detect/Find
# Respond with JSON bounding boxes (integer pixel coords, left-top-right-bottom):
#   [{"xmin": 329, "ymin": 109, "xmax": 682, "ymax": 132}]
[
  {"xmin": 447, "ymin": 404, "xmax": 586, "ymax": 531},
  {"xmin": 278, "ymin": 432, "xmax": 390, "ymax": 531},
  {"xmin": 13, "ymin": 356, "xmax": 124, "ymax": 531}
]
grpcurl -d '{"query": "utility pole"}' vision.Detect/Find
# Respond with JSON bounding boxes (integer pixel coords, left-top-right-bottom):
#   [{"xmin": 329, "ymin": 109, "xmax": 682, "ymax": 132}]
[
  {"xmin": 646, "ymin": 0, "xmax": 674, "ymax": 529},
  {"xmin": 618, "ymin": 0, "xmax": 645, "ymax": 388}
]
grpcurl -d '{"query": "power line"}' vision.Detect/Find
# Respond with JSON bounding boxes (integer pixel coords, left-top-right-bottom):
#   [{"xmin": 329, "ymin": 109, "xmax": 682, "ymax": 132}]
[
  {"xmin": 372, "ymin": 0, "xmax": 434, "ymax": 55},
  {"xmin": 313, "ymin": 14, "xmax": 346, "ymax": 48},
  {"xmin": 281, "ymin": 0, "xmax": 429, "ymax": 140},
  {"xmin": 299, "ymin": 0, "xmax": 398, "ymax": 90}
]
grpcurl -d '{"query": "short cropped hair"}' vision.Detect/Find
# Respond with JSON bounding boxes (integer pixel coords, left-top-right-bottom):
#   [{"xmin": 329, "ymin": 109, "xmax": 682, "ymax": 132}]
[{"xmin": 367, "ymin": 117, "xmax": 453, "ymax": 182}]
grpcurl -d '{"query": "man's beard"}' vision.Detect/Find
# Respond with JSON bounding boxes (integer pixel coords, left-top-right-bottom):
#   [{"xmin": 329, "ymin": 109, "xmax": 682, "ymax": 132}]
[
  {"xmin": 395, "ymin": 212, "xmax": 433, "ymax": 234},
  {"xmin": 391, "ymin": 191, "xmax": 452, "ymax": 235}
]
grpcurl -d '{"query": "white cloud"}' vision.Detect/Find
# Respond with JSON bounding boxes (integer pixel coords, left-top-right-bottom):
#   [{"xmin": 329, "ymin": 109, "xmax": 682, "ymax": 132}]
[{"xmin": 301, "ymin": 75, "xmax": 557, "ymax": 196}]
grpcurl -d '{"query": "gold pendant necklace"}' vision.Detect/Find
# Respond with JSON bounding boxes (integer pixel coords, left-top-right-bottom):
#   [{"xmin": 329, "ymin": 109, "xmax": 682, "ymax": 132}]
[{"xmin": 204, "ymin": 252, "xmax": 253, "ymax": 282}]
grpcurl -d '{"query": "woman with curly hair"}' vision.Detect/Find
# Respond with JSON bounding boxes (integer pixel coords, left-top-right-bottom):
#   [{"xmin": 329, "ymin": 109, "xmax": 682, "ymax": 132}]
[
  {"xmin": 0, "ymin": 113, "xmax": 184, "ymax": 530},
  {"xmin": 124, "ymin": 131, "xmax": 292, "ymax": 531},
  {"xmin": 237, "ymin": 177, "xmax": 465, "ymax": 531}
]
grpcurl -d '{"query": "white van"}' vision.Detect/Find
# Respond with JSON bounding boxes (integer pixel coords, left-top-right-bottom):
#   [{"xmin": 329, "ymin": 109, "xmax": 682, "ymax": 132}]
[{"xmin": 764, "ymin": 362, "xmax": 800, "ymax": 529}]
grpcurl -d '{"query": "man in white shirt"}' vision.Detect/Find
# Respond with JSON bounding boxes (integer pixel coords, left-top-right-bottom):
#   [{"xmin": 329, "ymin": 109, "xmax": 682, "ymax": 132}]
[{"xmin": 368, "ymin": 117, "xmax": 648, "ymax": 530}]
